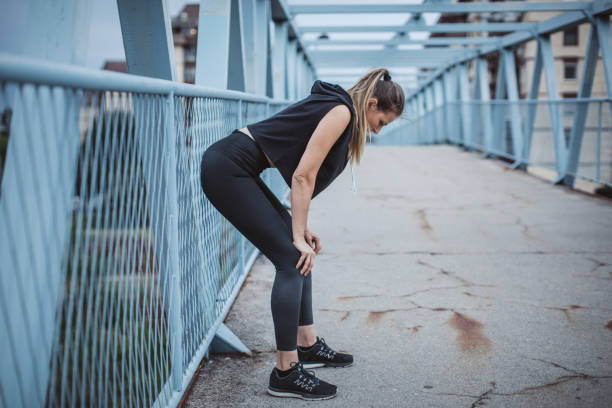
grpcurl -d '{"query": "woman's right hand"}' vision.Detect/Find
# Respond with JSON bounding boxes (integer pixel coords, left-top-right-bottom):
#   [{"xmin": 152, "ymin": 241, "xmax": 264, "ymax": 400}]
[{"xmin": 293, "ymin": 239, "xmax": 315, "ymax": 276}]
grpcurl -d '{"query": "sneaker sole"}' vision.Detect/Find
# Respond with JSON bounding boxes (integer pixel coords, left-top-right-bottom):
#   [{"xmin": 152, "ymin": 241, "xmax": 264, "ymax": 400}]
[
  {"xmin": 267, "ymin": 387, "xmax": 336, "ymax": 401},
  {"xmin": 302, "ymin": 361, "xmax": 353, "ymax": 369}
]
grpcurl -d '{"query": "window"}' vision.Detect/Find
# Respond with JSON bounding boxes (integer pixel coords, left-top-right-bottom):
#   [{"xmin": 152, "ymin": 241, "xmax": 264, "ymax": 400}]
[
  {"xmin": 563, "ymin": 58, "xmax": 578, "ymax": 81},
  {"xmin": 563, "ymin": 26, "xmax": 579, "ymax": 46}
]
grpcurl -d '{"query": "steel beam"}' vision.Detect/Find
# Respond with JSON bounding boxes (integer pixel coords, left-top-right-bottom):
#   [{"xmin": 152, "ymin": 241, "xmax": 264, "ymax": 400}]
[
  {"xmin": 457, "ymin": 63, "xmax": 472, "ymax": 147},
  {"xmin": 272, "ymin": 21, "xmax": 288, "ymax": 99},
  {"xmin": 286, "ymin": 39, "xmax": 298, "ymax": 100},
  {"xmin": 475, "ymin": 57, "xmax": 494, "ymax": 153},
  {"xmin": 271, "ymin": 0, "xmax": 315, "ymax": 82},
  {"xmin": 195, "ymin": 0, "xmax": 232, "ymax": 88},
  {"xmin": 501, "ymin": 48, "xmax": 524, "ymax": 164},
  {"xmin": 492, "ymin": 51, "xmax": 506, "ymax": 155},
  {"xmin": 522, "ymin": 39, "xmax": 544, "ymax": 168},
  {"xmin": 409, "ymin": 0, "xmax": 612, "ymax": 99},
  {"xmin": 309, "ymin": 50, "xmax": 468, "ymax": 69},
  {"xmin": 300, "ymin": 23, "xmax": 536, "ymax": 34},
  {"xmin": 228, "ymin": 0, "xmax": 246, "ymax": 91},
  {"xmin": 595, "ymin": 15, "xmax": 612, "ymax": 117},
  {"xmin": 425, "ymin": 85, "xmax": 435, "ymax": 143},
  {"xmin": 442, "ymin": 68, "xmax": 460, "ymax": 145},
  {"xmin": 433, "ymin": 78, "xmax": 445, "ymax": 144},
  {"xmin": 539, "ymin": 35, "xmax": 566, "ymax": 172},
  {"xmin": 563, "ymin": 23, "xmax": 602, "ymax": 187},
  {"xmin": 254, "ymin": 0, "xmax": 271, "ymax": 96},
  {"xmin": 305, "ymin": 38, "xmax": 500, "ymax": 47},
  {"xmin": 117, "ymin": 0, "xmax": 177, "ymax": 80},
  {"xmin": 290, "ymin": 3, "xmax": 590, "ymax": 14},
  {"xmin": 241, "ymin": 0, "xmax": 257, "ymax": 93}
]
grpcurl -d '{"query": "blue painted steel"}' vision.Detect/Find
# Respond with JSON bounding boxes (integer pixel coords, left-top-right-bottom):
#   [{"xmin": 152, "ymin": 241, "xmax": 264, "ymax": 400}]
[
  {"xmin": 0, "ymin": 53, "xmax": 273, "ymax": 102},
  {"xmin": 0, "ymin": 55, "xmax": 290, "ymax": 407},
  {"xmin": 304, "ymin": 38, "xmax": 500, "ymax": 46},
  {"xmin": 165, "ymin": 91, "xmax": 184, "ymax": 390},
  {"xmin": 272, "ymin": 21, "xmax": 288, "ymax": 99},
  {"xmin": 0, "ymin": 0, "xmax": 91, "ymax": 64},
  {"xmin": 492, "ymin": 57, "xmax": 506, "ymax": 155},
  {"xmin": 502, "ymin": 48, "xmax": 524, "ymax": 165},
  {"xmin": 375, "ymin": 98, "xmax": 612, "ymax": 188},
  {"xmin": 117, "ymin": 0, "xmax": 177, "ymax": 81},
  {"xmin": 195, "ymin": 0, "xmax": 232, "ymax": 88},
  {"xmin": 408, "ymin": 0, "xmax": 612, "ymax": 100},
  {"xmin": 310, "ymin": 50, "xmax": 466, "ymax": 69},
  {"xmin": 0, "ymin": 2, "xmax": 91, "ymax": 405},
  {"xmin": 595, "ymin": 15, "xmax": 612, "ymax": 118},
  {"xmin": 458, "ymin": 64, "xmax": 472, "ymax": 147},
  {"xmin": 210, "ymin": 323, "xmax": 251, "ymax": 354},
  {"xmin": 442, "ymin": 68, "xmax": 459, "ymax": 145},
  {"xmin": 475, "ymin": 58, "xmax": 494, "ymax": 153},
  {"xmin": 539, "ymin": 35, "xmax": 566, "ymax": 172},
  {"xmin": 286, "ymin": 39, "xmax": 298, "ymax": 100},
  {"xmin": 299, "ymin": 23, "xmax": 538, "ymax": 34},
  {"xmin": 254, "ymin": 0, "xmax": 271, "ymax": 96},
  {"xmin": 433, "ymin": 78, "xmax": 445, "ymax": 144},
  {"xmin": 228, "ymin": 0, "xmax": 246, "ymax": 91},
  {"xmin": 523, "ymin": 39, "xmax": 544, "ymax": 168},
  {"xmin": 290, "ymin": 3, "xmax": 591, "ymax": 14},
  {"xmin": 564, "ymin": 25, "xmax": 600, "ymax": 187},
  {"xmin": 241, "ymin": 0, "xmax": 257, "ymax": 94}
]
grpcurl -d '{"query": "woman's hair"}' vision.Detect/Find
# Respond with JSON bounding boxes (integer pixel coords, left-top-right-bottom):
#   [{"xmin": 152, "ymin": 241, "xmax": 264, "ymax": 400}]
[{"xmin": 347, "ymin": 67, "xmax": 405, "ymax": 165}]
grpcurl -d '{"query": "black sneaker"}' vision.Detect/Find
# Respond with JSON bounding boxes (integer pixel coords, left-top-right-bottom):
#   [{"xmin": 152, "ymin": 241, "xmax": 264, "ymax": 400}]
[
  {"xmin": 267, "ymin": 361, "xmax": 337, "ymax": 400},
  {"xmin": 298, "ymin": 337, "xmax": 354, "ymax": 368}
]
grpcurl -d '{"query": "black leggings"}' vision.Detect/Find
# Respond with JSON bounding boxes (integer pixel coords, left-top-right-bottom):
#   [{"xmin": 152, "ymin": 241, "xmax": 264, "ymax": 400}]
[{"xmin": 200, "ymin": 129, "xmax": 313, "ymax": 351}]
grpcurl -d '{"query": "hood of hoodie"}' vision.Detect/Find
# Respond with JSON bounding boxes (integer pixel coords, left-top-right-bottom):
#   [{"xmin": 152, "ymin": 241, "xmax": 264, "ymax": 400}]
[{"xmin": 310, "ymin": 80, "xmax": 355, "ymax": 115}]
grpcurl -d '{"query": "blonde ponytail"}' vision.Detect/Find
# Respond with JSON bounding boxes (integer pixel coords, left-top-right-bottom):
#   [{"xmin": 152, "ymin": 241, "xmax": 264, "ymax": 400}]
[{"xmin": 347, "ymin": 67, "xmax": 404, "ymax": 166}]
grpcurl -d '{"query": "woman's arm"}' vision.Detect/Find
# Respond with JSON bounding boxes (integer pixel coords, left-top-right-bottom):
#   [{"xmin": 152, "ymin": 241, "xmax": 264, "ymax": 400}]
[{"xmin": 291, "ymin": 104, "xmax": 351, "ymax": 274}]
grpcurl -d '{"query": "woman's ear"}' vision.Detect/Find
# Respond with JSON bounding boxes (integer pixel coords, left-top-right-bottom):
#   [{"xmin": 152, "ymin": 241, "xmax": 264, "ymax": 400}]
[{"xmin": 367, "ymin": 97, "xmax": 378, "ymax": 111}]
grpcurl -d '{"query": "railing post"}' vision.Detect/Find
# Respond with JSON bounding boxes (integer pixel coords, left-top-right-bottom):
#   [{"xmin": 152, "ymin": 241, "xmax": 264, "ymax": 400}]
[
  {"xmin": 164, "ymin": 91, "xmax": 184, "ymax": 391},
  {"xmin": 238, "ymin": 98, "xmax": 245, "ymax": 271},
  {"xmin": 563, "ymin": 24, "xmax": 600, "ymax": 187},
  {"xmin": 458, "ymin": 63, "xmax": 473, "ymax": 149},
  {"xmin": 523, "ymin": 38, "xmax": 544, "ymax": 170},
  {"xmin": 501, "ymin": 47, "xmax": 524, "ymax": 166},
  {"xmin": 492, "ymin": 50, "xmax": 506, "ymax": 156},
  {"xmin": 475, "ymin": 57, "xmax": 494, "ymax": 156},
  {"xmin": 539, "ymin": 35, "xmax": 565, "ymax": 173}
]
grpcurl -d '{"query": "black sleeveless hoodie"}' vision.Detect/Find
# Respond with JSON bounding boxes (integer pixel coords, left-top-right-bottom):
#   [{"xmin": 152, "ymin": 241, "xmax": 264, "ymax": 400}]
[{"xmin": 246, "ymin": 80, "xmax": 356, "ymax": 198}]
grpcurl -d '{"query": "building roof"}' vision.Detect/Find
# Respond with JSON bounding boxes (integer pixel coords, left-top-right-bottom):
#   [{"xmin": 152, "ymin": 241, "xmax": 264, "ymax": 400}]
[
  {"xmin": 172, "ymin": 4, "xmax": 199, "ymax": 28},
  {"xmin": 102, "ymin": 60, "xmax": 128, "ymax": 73}
]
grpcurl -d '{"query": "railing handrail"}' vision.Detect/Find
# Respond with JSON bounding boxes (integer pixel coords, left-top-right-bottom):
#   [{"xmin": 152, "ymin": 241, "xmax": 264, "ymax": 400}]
[
  {"xmin": 0, "ymin": 52, "xmax": 289, "ymax": 104},
  {"xmin": 445, "ymin": 98, "xmax": 612, "ymax": 104}
]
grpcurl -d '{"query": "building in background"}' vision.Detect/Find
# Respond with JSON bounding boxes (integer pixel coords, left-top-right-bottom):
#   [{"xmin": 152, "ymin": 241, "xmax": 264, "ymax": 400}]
[
  {"xmin": 102, "ymin": 60, "xmax": 128, "ymax": 74},
  {"xmin": 172, "ymin": 4, "xmax": 198, "ymax": 84},
  {"xmin": 102, "ymin": 4, "xmax": 198, "ymax": 84}
]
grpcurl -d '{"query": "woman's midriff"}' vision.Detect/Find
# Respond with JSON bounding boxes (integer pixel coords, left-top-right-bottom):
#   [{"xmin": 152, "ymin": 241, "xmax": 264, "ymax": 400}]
[{"xmin": 238, "ymin": 127, "xmax": 276, "ymax": 168}]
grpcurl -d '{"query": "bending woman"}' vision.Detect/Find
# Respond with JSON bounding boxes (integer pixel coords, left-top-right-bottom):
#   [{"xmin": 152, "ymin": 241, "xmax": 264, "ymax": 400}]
[{"xmin": 200, "ymin": 67, "xmax": 404, "ymax": 401}]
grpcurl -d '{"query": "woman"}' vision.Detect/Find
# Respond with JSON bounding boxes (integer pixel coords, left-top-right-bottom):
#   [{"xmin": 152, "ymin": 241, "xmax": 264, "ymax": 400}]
[{"xmin": 200, "ymin": 67, "xmax": 404, "ymax": 400}]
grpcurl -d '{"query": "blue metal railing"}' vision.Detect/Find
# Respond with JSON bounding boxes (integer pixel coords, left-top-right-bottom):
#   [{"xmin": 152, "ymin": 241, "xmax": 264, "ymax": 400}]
[
  {"xmin": 374, "ymin": 98, "xmax": 612, "ymax": 188},
  {"xmin": 0, "ymin": 53, "xmax": 289, "ymax": 407}
]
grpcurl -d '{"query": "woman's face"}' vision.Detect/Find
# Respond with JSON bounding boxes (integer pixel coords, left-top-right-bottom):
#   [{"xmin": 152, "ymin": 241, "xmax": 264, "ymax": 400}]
[{"xmin": 366, "ymin": 98, "xmax": 398, "ymax": 134}]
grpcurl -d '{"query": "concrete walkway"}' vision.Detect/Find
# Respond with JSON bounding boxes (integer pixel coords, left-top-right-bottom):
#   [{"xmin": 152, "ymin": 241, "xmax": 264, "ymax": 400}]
[{"xmin": 184, "ymin": 145, "xmax": 612, "ymax": 408}]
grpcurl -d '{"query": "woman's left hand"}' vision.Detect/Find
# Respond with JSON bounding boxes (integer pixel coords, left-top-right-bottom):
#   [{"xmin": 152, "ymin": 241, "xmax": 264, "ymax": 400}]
[{"xmin": 304, "ymin": 228, "xmax": 322, "ymax": 254}]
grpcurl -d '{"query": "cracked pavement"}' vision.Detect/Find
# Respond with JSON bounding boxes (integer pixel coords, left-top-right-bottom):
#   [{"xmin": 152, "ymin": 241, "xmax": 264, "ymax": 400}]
[{"xmin": 184, "ymin": 145, "xmax": 612, "ymax": 408}]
